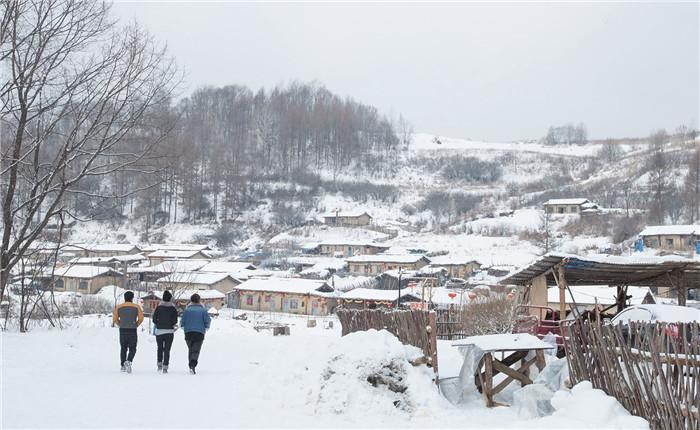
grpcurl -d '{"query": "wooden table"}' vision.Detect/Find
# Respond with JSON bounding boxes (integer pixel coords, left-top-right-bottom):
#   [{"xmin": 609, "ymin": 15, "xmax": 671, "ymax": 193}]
[{"xmin": 452, "ymin": 333, "xmax": 555, "ymax": 407}]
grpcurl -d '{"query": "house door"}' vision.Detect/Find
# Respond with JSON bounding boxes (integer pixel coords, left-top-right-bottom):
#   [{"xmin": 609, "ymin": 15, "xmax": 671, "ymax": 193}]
[{"xmin": 282, "ymin": 299, "xmax": 289, "ymax": 313}]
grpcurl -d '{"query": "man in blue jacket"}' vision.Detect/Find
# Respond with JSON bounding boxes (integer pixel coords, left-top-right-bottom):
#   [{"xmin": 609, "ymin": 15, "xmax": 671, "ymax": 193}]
[{"xmin": 180, "ymin": 293, "xmax": 211, "ymax": 374}]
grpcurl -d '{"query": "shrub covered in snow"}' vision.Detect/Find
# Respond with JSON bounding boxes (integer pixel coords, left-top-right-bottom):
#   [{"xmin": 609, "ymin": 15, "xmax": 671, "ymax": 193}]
[{"xmin": 312, "ymin": 329, "xmax": 446, "ymax": 418}]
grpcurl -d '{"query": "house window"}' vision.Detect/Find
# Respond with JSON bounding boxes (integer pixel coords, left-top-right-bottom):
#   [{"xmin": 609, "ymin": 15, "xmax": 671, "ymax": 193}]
[
  {"xmin": 79, "ymin": 280, "xmax": 88, "ymax": 290},
  {"xmin": 264, "ymin": 295, "xmax": 271, "ymax": 303},
  {"xmin": 289, "ymin": 300, "xmax": 299, "ymax": 309},
  {"xmin": 570, "ymin": 206, "xmax": 578, "ymax": 213},
  {"xmin": 666, "ymin": 238, "xmax": 674, "ymax": 247},
  {"xmin": 245, "ymin": 295, "xmax": 254, "ymax": 306},
  {"xmin": 55, "ymin": 279, "xmax": 64, "ymax": 290},
  {"xmin": 546, "ymin": 207, "xmax": 553, "ymax": 213},
  {"xmin": 558, "ymin": 207, "xmax": 565, "ymax": 214},
  {"xmin": 312, "ymin": 301, "xmax": 318, "ymax": 308}
]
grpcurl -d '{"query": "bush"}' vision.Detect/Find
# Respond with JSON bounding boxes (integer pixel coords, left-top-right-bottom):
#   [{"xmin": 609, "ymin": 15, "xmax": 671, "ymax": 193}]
[{"xmin": 459, "ymin": 293, "xmax": 518, "ymax": 336}]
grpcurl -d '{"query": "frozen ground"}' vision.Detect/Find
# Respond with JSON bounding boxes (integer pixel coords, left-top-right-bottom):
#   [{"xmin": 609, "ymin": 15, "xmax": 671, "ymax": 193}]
[{"xmin": 2, "ymin": 312, "xmax": 648, "ymax": 429}]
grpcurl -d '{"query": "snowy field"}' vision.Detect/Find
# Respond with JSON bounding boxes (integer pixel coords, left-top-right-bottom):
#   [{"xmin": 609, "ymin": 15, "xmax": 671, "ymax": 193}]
[{"xmin": 2, "ymin": 312, "xmax": 648, "ymax": 429}]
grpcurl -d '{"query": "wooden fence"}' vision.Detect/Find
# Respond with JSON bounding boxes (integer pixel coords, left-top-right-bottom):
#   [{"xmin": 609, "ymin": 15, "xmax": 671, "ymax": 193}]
[
  {"xmin": 563, "ymin": 319, "xmax": 700, "ymax": 430},
  {"xmin": 336, "ymin": 309, "xmax": 438, "ymax": 376},
  {"xmin": 435, "ymin": 308, "xmax": 467, "ymax": 340}
]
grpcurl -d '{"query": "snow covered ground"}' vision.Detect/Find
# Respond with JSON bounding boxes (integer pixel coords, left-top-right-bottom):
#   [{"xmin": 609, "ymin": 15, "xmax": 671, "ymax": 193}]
[{"xmin": 2, "ymin": 312, "xmax": 648, "ymax": 429}]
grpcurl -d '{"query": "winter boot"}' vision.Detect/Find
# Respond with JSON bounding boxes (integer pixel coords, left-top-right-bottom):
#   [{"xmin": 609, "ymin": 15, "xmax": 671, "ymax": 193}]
[
  {"xmin": 157, "ymin": 362, "xmax": 163, "ymax": 372},
  {"xmin": 124, "ymin": 361, "xmax": 132, "ymax": 374},
  {"xmin": 120, "ymin": 364, "xmax": 126, "ymax": 372},
  {"xmin": 162, "ymin": 365, "xmax": 168, "ymax": 374},
  {"xmin": 189, "ymin": 366, "xmax": 196, "ymax": 375}
]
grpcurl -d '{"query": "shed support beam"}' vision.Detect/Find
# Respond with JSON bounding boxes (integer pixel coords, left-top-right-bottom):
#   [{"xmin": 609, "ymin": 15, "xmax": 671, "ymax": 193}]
[{"xmin": 557, "ymin": 264, "xmax": 567, "ymax": 320}]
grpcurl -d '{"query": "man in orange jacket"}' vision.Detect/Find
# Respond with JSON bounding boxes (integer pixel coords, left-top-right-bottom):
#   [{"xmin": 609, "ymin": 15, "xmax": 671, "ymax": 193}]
[{"xmin": 112, "ymin": 291, "xmax": 144, "ymax": 373}]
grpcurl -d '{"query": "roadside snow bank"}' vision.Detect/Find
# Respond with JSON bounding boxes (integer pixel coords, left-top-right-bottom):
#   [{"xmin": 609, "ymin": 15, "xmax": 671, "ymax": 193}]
[{"xmin": 313, "ymin": 329, "xmax": 447, "ymax": 419}]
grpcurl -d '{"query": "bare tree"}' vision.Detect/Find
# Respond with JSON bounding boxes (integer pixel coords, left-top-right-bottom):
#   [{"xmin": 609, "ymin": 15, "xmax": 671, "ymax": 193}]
[
  {"xmin": 646, "ymin": 129, "xmax": 669, "ymax": 224},
  {"xmin": 0, "ymin": 0, "xmax": 178, "ymax": 303}
]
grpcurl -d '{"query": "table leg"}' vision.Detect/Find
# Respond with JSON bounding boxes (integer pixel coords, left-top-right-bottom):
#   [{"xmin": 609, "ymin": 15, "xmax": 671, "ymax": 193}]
[{"xmin": 483, "ymin": 352, "xmax": 494, "ymax": 407}]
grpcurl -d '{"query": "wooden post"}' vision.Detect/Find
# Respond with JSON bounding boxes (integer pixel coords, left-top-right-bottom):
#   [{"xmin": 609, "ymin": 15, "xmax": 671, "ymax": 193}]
[
  {"xmin": 678, "ymin": 272, "xmax": 687, "ymax": 307},
  {"xmin": 558, "ymin": 264, "xmax": 567, "ymax": 320},
  {"xmin": 483, "ymin": 353, "xmax": 494, "ymax": 407},
  {"xmin": 428, "ymin": 311, "xmax": 439, "ymax": 381}
]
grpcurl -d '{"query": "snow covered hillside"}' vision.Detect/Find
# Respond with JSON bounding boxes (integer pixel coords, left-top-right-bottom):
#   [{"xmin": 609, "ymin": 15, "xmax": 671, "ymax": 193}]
[{"xmin": 1, "ymin": 312, "xmax": 649, "ymax": 429}]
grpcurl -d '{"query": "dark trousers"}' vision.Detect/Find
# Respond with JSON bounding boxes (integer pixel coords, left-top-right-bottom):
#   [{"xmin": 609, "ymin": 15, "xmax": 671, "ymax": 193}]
[
  {"xmin": 156, "ymin": 333, "xmax": 174, "ymax": 366},
  {"xmin": 185, "ymin": 331, "xmax": 205, "ymax": 369},
  {"xmin": 119, "ymin": 330, "xmax": 137, "ymax": 366}
]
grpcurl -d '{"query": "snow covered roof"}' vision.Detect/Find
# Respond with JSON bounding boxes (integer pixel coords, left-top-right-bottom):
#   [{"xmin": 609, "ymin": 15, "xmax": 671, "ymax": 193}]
[
  {"xmin": 198, "ymin": 261, "xmax": 257, "ymax": 273},
  {"xmin": 341, "ymin": 288, "xmax": 419, "ymax": 302},
  {"xmin": 346, "ymin": 254, "xmax": 430, "ymax": 264},
  {"xmin": 145, "ymin": 289, "xmax": 225, "ymax": 300},
  {"xmin": 322, "ymin": 211, "xmax": 372, "ymax": 218},
  {"xmin": 543, "ymin": 198, "xmax": 590, "ymax": 206},
  {"xmin": 547, "ymin": 285, "xmax": 654, "ymax": 306},
  {"xmin": 638, "ymin": 225, "xmax": 699, "ymax": 236},
  {"xmin": 234, "ymin": 278, "xmax": 334, "ymax": 296},
  {"xmin": 318, "ymin": 240, "xmax": 388, "ymax": 247},
  {"xmin": 71, "ymin": 243, "xmax": 141, "ymax": 253},
  {"xmin": 286, "ymin": 257, "xmax": 347, "ymax": 271},
  {"xmin": 133, "ymin": 259, "xmax": 211, "ymax": 274},
  {"xmin": 50, "ymin": 265, "xmax": 123, "ymax": 279},
  {"xmin": 327, "ymin": 275, "xmax": 375, "ymax": 292},
  {"xmin": 148, "ymin": 249, "xmax": 211, "ymax": 259},
  {"xmin": 156, "ymin": 272, "xmax": 235, "ymax": 286},
  {"xmin": 70, "ymin": 254, "xmax": 146, "ymax": 265},
  {"xmin": 140, "ymin": 243, "xmax": 212, "ymax": 252},
  {"xmin": 427, "ymin": 255, "xmax": 479, "ymax": 266}
]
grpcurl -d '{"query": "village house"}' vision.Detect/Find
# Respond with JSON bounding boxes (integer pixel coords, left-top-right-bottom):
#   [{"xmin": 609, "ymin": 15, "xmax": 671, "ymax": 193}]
[
  {"xmin": 147, "ymin": 249, "xmax": 212, "ymax": 266},
  {"xmin": 128, "ymin": 259, "xmax": 211, "ymax": 283},
  {"xmin": 322, "ymin": 211, "xmax": 372, "ymax": 227},
  {"xmin": 637, "ymin": 225, "xmax": 699, "ymax": 252},
  {"xmin": 427, "ymin": 255, "xmax": 481, "ymax": 279},
  {"xmin": 67, "ymin": 243, "xmax": 142, "ymax": 258},
  {"xmin": 339, "ymin": 288, "xmax": 421, "ymax": 310},
  {"xmin": 317, "ymin": 241, "xmax": 390, "ymax": 257},
  {"xmin": 543, "ymin": 198, "xmax": 598, "ymax": 215},
  {"xmin": 156, "ymin": 272, "xmax": 241, "ymax": 294},
  {"xmin": 141, "ymin": 289, "xmax": 226, "ymax": 315},
  {"xmin": 345, "ymin": 254, "xmax": 431, "ymax": 276},
  {"xmin": 232, "ymin": 277, "xmax": 336, "ymax": 316},
  {"xmin": 375, "ymin": 267, "xmax": 445, "ymax": 290},
  {"xmin": 45, "ymin": 265, "xmax": 124, "ymax": 294}
]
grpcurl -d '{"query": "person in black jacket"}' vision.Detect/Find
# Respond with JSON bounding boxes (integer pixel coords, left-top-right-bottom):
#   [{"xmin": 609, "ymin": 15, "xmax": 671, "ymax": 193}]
[{"xmin": 151, "ymin": 290, "xmax": 178, "ymax": 373}]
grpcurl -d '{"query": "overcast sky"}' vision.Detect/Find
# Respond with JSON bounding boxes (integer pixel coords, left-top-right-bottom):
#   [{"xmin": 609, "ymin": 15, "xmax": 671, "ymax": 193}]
[{"xmin": 112, "ymin": 2, "xmax": 699, "ymax": 142}]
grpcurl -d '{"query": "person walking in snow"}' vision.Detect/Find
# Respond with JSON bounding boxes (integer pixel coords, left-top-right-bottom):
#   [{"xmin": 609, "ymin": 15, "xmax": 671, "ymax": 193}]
[
  {"xmin": 151, "ymin": 290, "xmax": 178, "ymax": 374},
  {"xmin": 112, "ymin": 291, "xmax": 144, "ymax": 373},
  {"xmin": 180, "ymin": 293, "xmax": 211, "ymax": 374}
]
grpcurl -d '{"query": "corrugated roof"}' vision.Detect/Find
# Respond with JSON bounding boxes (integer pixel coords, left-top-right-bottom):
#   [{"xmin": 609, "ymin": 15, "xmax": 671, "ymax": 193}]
[{"xmin": 500, "ymin": 252, "xmax": 700, "ymax": 287}]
